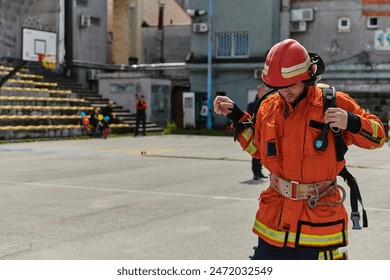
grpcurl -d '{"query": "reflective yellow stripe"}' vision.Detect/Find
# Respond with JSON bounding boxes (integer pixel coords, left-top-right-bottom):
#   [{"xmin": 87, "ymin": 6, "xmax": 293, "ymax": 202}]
[
  {"xmin": 298, "ymin": 232, "xmax": 347, "ymax": 246},
  {"xmin": 253, "ymin": 220, "xmax": 286, "ymax": 243},
  {"xmin": 253, "ymin": 219, "xmax": 348, "ymax": 247},
  {"xmin": 369, "ymin": 119, "xmax": 379, "ymax": 138},
  {"xmin": 242, "ymin": 128, "xmax": 253, "ymax": 141},
  {"xmin": 244, "ymin": 139, "xmax": 257, "ymax": 156},
  {"xmin": 318, "ymin": 249, "xmax": 348, "ymax": 260}
]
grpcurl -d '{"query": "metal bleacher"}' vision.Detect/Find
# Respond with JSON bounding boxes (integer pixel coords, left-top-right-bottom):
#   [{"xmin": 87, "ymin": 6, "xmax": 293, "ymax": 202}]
[{"xmin": 0, "ymin": 62, "xmax": 131, "ymax": 141}]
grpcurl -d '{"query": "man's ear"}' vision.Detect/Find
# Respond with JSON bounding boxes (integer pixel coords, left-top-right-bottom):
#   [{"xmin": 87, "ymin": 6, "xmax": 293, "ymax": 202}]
[{"xmin": 312, "ymin": 64, "xmax": 318, "ymax": 74}]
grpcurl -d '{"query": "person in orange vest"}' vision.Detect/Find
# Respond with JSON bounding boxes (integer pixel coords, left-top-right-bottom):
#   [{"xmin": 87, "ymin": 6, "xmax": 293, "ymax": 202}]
[
  {"xmin": 213, "ymin": 39, "xmax": 385, "ymax": 260},
  {"xmin": 134, "ymin": 95, "xmax": 148, "ymax": 136}
]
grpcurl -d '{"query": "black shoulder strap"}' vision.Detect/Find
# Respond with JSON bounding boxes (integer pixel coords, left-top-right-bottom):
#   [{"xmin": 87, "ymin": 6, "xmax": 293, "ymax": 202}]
[
  {"xmin": 338, "ymin": 167, "xmax": 368, "ymax": 229},
  {"xmin": 321, "ymin": 86, "xmax": 367, "ymax": 229},
  {"xmin": 322, "ymin": 86, "xmax": 336, "ymax": 112},
  {"xmin": 233, "ymin": 88, "xmax": 277, "ymax": 142},
  {"xmin": 322, "ymin": 86, "xmax": 348, "ymax": 162},
  {"xmin": 252, "ymin": 88, "xmax": 278, "ymax": 124}
]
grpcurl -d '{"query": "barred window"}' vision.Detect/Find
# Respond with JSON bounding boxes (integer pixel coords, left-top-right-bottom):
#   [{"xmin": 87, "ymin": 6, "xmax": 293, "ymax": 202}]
[
  {"xmin": 215, "ymin": 31, "xmax": 249, "ymax": 58},
  {"xmin": 76, "ymin": 0, "xmax": 88, "ymax": 7}
]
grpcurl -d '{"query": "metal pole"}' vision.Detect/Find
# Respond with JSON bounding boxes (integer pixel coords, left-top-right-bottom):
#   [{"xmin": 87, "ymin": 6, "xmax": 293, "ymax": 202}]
[{"xmin": 206, "ymin": 0, "xmax": 213, "ymax": 129}]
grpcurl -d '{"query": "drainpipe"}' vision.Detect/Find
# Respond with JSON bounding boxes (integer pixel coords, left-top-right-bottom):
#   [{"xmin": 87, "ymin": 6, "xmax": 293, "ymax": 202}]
[
  {"xmin": 64, "ymin": 0, "xmax": 74, "ymax": 77},
  {"xmin": 206, "ymin": 0, "xmax": 213, "ymax": 129}
]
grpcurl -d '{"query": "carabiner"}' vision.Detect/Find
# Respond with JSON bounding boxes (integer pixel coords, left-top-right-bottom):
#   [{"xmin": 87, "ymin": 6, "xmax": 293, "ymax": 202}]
[{"xmin": 307, "ymin": 184, "xmax": 320, "ymax": 208}]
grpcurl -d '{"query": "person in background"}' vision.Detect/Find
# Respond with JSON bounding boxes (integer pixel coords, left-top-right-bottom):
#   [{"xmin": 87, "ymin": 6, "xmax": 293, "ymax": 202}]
[
  {"xmin": 134, "ymin": 95, "xmax": 148, "ymax": 136},
  {"xmin": 89, "ymin": 107, "xmax": 102, "ymax": 138},
  {"xmin": 101, "ymin": 100, "xmax": 116, "ymax": 139},
  {"xmin": 247, "ymin": 84, "xmax": 268, "ymax": 180}
]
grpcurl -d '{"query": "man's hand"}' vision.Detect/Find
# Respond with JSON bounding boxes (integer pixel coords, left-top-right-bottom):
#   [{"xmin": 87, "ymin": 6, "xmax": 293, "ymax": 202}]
[
  {"xmin": 324, "ymin": 107, "xmax": 348, "ymax": 130},
  {"xmin": 213, "ymin": 96, "xmax": 235, "ymax": 116}
]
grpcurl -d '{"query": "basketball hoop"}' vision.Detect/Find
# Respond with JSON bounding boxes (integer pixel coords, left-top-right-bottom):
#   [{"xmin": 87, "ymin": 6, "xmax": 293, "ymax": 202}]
[{"xmin": 38, "ymin": 53, "xmax": 57, "ymax": 69}]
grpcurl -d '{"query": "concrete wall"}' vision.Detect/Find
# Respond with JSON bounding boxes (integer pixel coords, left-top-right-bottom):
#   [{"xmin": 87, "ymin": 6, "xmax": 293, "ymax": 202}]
[
  {"xmin": 70, "ymin": 0, "xmax": 108, "ymax": 86},
  {"xmin": 0, "ymin": 0, "xmax": 60, "ymax": 60},
  {"xmin": 290, "ymin": 0, "xmax": 390, "ymax": 65},
  {"xmin": 189, "ymin": 0, "xmax": 279, "ymax": 60},
  {"xmin": 72, "ymin": 0, "xmax": 107, "ymax": 65},
  {"xmin": 142, "ymin": 25, "xmax": 191, "ymax": 63},
  {"xmin": 98, "ymin": 72, "xmax": 171, "ymax": 124},
  {"xmin": 187, "ymin": 0, "xmax": 281, "ymax": 127}
]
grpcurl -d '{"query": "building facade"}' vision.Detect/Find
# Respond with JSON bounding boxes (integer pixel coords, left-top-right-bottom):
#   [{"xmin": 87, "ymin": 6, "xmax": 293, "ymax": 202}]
[
  {"xmin": 186, "ymin": 0, "xmax": 390, "ymax": 128},
  {"xmin": 186, "ymin": 0, "xmax": 281, "ymax": 129}
]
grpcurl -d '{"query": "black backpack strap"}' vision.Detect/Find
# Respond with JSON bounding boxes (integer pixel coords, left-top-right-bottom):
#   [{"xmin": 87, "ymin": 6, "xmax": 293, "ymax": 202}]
[
  {"xmin": 320, "ymin": 86, "xmax": 367, "ymax": 229},
  {"xmin": 322, "ymin": 86, "xmax": 336, "ymax": 111},
  {"xmin": 252, "ymin": 88, "xmax": 278, "ymax": 125},
  {"xmin": 232, "ymin": 88, "xmax": 277, "ymax": 142},
  {"xmin": 321, "ymin": 86, "xmax": 348, "ymax": 161},
  {"xmin": 314, "ymin": 87, "xmax": 335, "ymax": 151},
  {"xmin": 338, "ymin": 167, "xmax": 368, "ymax": 229}
]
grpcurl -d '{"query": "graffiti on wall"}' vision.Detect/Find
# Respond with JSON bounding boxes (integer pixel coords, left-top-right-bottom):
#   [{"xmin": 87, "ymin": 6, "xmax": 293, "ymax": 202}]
[{"xmin": 0, "ymin": 0, "xmax": 57, "ymax": 59}]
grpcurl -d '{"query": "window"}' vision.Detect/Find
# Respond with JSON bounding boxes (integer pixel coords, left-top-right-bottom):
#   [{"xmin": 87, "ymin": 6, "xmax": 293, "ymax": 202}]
[
  {"xmin": 338, "ymin": 17, "xmax": 350, "ymax": 33},
  {"xmin": 215, "ymin": 31, "xmax": 249, "ymax": 58},
  {"xmin": 90, "ymin": 16, "xmax": 100, "ymax": 26},
  {"xmin": 76, "ymin": 0, "xmax": 88, "ymax": 7},
  {"xmin": 367, "ymin": 17, "xmax": 379, "ymax": 29},
  {"xmin": 110, "ymin": 83, "xmax": 134, "ymax": 94}
]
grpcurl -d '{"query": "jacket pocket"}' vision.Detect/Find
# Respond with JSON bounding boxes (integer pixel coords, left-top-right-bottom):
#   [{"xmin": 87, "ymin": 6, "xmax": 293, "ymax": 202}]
[
  {"xmin": 264, "ymin": 122, "xmax": 279, "ymax": 158},
  {"xmin": 304, "ymin": 121, "xmax": 326, "ymax": 158}
]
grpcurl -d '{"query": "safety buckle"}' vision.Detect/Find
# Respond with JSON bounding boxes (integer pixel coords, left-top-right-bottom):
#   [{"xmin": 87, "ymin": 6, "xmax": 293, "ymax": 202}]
[
  {"xmin": 290, "ymin": 181, "xmax": 299, "ymax": 200},
  {"xmin": 351, "ymin": 211, "xmax": 362, "ymax": 230}
]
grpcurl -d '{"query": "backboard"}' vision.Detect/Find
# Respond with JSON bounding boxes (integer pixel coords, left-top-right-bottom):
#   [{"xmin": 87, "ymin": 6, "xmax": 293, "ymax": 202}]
[{"xmin": 22, "ymin": 28, "xmax": 57, "ymax": 63}]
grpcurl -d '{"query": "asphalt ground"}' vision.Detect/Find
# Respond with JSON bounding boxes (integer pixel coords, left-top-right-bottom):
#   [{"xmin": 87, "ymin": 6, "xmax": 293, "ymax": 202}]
[{"xmin": 0, "ymin": 134, "xmax": 389, "ymax": 260}]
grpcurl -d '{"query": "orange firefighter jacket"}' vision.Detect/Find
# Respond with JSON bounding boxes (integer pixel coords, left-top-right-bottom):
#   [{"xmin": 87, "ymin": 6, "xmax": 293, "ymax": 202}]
[
  {"xmin": 236, "ymin": 85, "xmax": 385, "ymax": 250},
  {"xmin": 136, "ymin": 100, "xmax": 148, "ymax": 111}
]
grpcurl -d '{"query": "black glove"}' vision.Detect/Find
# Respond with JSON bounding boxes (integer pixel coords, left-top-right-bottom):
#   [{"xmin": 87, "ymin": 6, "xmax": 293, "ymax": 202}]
[
  {"xmin": 346, "ymin": 112, "xmax": 361, "ymax": 134},
  {"xmin": 226, "ymin": 103, "xmax": 245, "ymax": 123}
]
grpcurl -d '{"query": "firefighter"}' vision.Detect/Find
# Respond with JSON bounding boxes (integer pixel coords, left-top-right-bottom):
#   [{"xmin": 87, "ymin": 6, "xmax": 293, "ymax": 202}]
[{"xmin": 213, "ymin": 39, "xmax": 385, "ymax": 260}]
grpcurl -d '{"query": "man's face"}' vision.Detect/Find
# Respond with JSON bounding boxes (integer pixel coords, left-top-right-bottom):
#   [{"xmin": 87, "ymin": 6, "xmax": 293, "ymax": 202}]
[{"xmin": 278, "ymin": 82, "xmax": 305, "ymax": 104}]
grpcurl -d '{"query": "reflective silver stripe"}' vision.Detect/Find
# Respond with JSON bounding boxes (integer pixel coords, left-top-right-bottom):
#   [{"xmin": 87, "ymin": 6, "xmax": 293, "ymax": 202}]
[
  {"xmin": 297, "ymin": 232, "xmax": 346, "ymax": 246},
  {"xmin": 242, "ymin": 127, "xmax": 253, "ymax": 141},
  {"xmin": 281, "ymin": 56, "xmax": 310, "ymax": 78}
]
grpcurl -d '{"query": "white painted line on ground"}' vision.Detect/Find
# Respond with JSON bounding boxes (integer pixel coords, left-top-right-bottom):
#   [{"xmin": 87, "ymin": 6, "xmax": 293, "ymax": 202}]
[{"xmin": 1, "ymin": 180, "xmax": 389, "ymax": 213}]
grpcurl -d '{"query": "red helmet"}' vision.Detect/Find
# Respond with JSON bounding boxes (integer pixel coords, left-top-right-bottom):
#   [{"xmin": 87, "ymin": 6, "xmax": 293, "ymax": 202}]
[{"xmin": 262, "ymin": 39, "xmax": 321, "ymax": 89}]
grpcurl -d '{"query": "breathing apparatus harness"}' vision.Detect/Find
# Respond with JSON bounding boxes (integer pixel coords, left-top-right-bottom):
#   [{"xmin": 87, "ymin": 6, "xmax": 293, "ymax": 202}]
[
  {"xmin": 229, "ymin": 85, "xmax": 367, "ymax": 230},
  {"xmin": 317, "ymin": 85, "xmax": 367, "ymax": 230}
]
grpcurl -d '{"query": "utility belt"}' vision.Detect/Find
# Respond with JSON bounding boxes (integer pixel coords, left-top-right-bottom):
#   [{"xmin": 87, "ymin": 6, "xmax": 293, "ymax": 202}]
[{"xmin": 269, "ymin": 174, "xmax": 346, "ymax": 208}]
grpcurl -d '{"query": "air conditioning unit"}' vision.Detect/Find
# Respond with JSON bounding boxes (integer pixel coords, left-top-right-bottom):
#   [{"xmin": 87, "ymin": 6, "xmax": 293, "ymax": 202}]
[
  {"xmin": 290, "ymin": 21, "xmax": 307, "ymax": 32},
  {"xmin": 291, "ymin": 8, "xmax": 314, "ymax": 22},
  {"xmin": 87, "ymin": 69, "xmax": 99, "ymax": 81},
  {"xmin": 193, "ymin": 23, "xmax": 208, "ymax": 33},
  {"xmin": 79, "ymin": 14, "xmax": 91, "ymax": 27}
]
